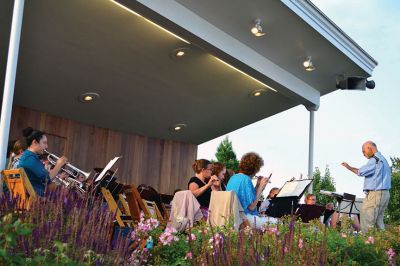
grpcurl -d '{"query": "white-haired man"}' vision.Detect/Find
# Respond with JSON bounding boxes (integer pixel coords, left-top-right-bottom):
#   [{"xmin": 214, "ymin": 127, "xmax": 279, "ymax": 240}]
[{"xmin": 341, "ymin": 141, "xmax": 391, "ymax": 232}]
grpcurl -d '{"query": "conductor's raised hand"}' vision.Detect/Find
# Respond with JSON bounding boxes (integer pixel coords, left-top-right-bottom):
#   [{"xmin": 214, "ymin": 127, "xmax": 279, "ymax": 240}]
[{"xmin": 341, "ymin": 162, "xmax": 350, "ymax": 169}]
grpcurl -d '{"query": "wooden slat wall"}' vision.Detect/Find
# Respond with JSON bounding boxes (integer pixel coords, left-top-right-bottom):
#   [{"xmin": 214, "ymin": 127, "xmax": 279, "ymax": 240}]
[{"xmin": 9, "ymin": 106, "xmax": 197, "ymax": 194}]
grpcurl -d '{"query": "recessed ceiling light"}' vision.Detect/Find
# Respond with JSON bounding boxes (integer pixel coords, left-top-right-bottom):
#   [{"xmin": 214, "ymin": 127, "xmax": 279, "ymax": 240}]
[
  {"xmin": 250, "ymin": 89, "xmax": 267, "ymax": 97},
  {"xmin": 78, "ymin": 92, "xmax": 99, "ymax": 103},
  {"xmin": 170, "ymin": 123, "xmax": 187, "ymax": 132},
  {"xmin": 251, "ymin": 19, "xmax": 266, "ymax": 37},
  {"xmin": 171, "ymin": 48, "xmax": 190, "ymax": 59},
  {"xmin": 176, "ymin": 50, "xmax": 185, "ymax": 57},
  {"xmin": 303, "ymin": 57, "xmax": 316, "ymax": 71}
]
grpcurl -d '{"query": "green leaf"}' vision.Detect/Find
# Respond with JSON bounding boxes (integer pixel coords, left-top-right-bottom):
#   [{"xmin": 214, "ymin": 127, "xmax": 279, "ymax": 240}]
[{"xmin": 15, "ymin": 226, "xmax": 32, "ymax": 236}]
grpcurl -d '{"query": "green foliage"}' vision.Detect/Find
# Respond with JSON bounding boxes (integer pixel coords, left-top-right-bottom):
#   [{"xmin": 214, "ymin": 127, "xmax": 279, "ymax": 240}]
[
  {"xmin": 0, "ymin": 213, "xmax": 105, "ymax": 266},
  {"xmin": 312, "ymin": 166, "xmax": 336, "ymax": 206},
  {"xmin": 214, "ymin": 136, "xmax": 239, "ymax": 172},
  {"xmin": 385, "ymin": 157, "xmax": 400, "ymax": 224},
  {"xmin": 0, "ymin": 213, "xmax": 33, "ymax": 265}
]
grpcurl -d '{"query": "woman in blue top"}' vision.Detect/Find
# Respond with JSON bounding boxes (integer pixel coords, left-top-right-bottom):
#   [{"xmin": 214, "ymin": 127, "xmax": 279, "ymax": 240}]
[
  {"xmin": 18, "ymin": 127, "xmax": 68, "ymax": 197},
  {"xmin": 227, "ymin": 152, "xmax": 275, "ymax": 228}
]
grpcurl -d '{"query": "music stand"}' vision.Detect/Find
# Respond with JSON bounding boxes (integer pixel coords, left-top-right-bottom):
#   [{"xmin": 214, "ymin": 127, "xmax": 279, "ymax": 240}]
[
  {"xmin": 296, "ymin": 204, "xmax": 326, "ymax": 223},
  {"xmin": 266, "ymin": 179, "xmax": 313, "ymax": 218}
]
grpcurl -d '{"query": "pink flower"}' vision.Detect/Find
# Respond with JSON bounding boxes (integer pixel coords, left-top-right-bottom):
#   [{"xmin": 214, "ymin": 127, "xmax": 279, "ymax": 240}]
[
  {"xmin": 341, "ymin": 233, "xmax": 347, "ymax": 238},
  {"xmin": 387, "ymin": 248, "xmax": 396, "ymax": 265},
  {"xmin": 298, "ymin": 238, "xmax": 303, "ymax": 249},
  {"xmin": 159, "ymin": 227, "xmax": 179, "ymax": 246},
  {"xmin": 284, "ymin": 247, "xmax": 288, "ymax": 253},
  {"xmin": 185, "ymin": 252, "xmax": 193, "ymax": 260},
  {"xmin": 365, "ymin": 236, "xmax": 375, "ymax": 244},
  {"xmin": 266, "ymin": 226, "xmax": 280, "ymax": 236},
  {"xmin": 187, "ymin": 233, "xmax": 196, "ymax": 241}
]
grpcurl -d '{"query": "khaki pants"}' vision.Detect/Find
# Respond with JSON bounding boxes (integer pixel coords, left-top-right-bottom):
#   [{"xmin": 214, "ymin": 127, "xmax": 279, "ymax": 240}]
[{"xmin": 361, "ymin": 190, "xmax": 390, "ymax": 232}]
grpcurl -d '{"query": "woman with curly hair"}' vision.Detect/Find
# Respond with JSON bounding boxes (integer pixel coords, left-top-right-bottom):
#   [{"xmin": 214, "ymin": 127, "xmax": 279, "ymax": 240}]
[{"xmin": 227, "ymin": 152, "xmax": 274, "ymax": 227}]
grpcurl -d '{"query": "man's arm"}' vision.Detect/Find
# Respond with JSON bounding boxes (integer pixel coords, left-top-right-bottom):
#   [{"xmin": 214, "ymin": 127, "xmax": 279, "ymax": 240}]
[{"xmin": 341, "ymin": 162, "xmax": 359, "ymax": 175}]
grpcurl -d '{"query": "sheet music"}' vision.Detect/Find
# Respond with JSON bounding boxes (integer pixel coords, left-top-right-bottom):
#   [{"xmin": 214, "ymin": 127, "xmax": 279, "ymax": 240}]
[
  {"xmin": 95, "ymin": 156, "xmax": 122, "ymax": 182},
  {"xmin": 277, "ymin": 179, "xmax": 312, "ymax": 198}
]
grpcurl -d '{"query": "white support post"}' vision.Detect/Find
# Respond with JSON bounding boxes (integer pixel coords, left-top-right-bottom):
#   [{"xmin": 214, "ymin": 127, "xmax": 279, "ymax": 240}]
[
  {"xmin": 0, "ymin": 0, "xmax": 25, "ymax": 195},
  {"xmin": 306, "ymin": 105, "xmax": 318, "ymax": 193}
]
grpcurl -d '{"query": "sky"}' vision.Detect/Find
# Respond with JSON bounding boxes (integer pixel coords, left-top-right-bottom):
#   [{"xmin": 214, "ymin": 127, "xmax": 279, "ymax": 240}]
[{"xmin": 198, "ymin": 0, "xmax": 400, "ymax": 198}]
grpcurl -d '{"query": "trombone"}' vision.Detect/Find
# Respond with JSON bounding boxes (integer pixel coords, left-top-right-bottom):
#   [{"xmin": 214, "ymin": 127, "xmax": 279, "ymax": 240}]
[{"xmin": 45, "ymin": 150, "xmax": 91, "ymax": 193}]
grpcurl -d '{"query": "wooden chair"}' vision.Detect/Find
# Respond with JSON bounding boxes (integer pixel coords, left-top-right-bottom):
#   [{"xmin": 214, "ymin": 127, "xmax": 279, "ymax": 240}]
[
  {"xmin": 138, "ymin": 184, "xmax": 170, "ymax": 221},
  {"xmin": 142, "ymin": 199, "xmax": 164, "ymax": 221},
  {"xmin": 1, "ymin": 168, "xmax": 37, "ymax": 209},
  {"xmin": 101, "ymin": 187, "xmax": 133, "ymax": 227},
  {"xmin": 123, "ymin": 184, "xmax": 150, "ymax": 220}
]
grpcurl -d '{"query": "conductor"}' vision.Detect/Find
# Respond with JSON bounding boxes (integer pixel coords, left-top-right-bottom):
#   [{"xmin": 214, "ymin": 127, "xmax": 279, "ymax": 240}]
[{"xmin": 341, "ymin": 141, "xmax": 391, "ymax": 232}]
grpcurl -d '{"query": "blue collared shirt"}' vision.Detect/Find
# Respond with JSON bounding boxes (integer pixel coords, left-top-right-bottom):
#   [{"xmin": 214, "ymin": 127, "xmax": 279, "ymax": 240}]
[
  {"xmin": 18, "ymin": 150, "xmax": 50, "ymax": 197},
  {"xmin": 227, "ymin": 173, "xmax": 258, "ymax": 215},
  {"xmin": 358, "ymin": 151, "xmax": 391, "ymax": 191}
]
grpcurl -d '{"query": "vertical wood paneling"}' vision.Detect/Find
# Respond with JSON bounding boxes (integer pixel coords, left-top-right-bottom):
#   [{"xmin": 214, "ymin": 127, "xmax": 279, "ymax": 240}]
[{"xmin": 9, "ymin": 106, "xmax": 197, "ymax": 194}]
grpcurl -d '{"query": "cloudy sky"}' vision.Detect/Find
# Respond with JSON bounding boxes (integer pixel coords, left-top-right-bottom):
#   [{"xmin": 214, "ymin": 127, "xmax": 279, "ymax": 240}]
[{"xmin": 198, "ymin": 0, "xmax": 400, "ymax": 198}]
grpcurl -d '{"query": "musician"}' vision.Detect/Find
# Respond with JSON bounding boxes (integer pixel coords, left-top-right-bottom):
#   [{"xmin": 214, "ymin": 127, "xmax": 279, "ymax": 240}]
[
  {"xmin": 7, "ymin": 140, "xmax": 27, "ymax": 169},
  {"xmin": 341, "ymin": 141, "xmax": 391, "ymax": 231},
  {"xmin": 18, "ymin": 127, "xmax": 68, "ymax": 197},
  {"xmin": 188, "ymin": 159, "xmax": 219, "ymax": 209},
  {"xmin": 211, "ymin": 162, "xmax": 227, "ymax": 191},
  {"xmin": 227, "ymin": 152, "xmax": 274, "ymax": 228},
  {"xmin": 259, "ymin": 187, "xmax": 279, "ymax": 213}
]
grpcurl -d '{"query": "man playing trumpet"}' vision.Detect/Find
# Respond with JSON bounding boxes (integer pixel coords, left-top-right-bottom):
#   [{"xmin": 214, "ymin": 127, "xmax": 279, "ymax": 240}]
[{"xmin": 18, "ymin": 127, "xmax": 68, "ymax": 197}]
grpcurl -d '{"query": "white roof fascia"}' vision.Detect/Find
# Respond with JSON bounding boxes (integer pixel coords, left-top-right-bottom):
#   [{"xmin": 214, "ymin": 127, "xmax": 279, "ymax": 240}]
[
  {"xmin": 135, "ymin": 0, "xmax": 320, "ymax": 106},
  {"xmin": 282, "ymin": 0, "xmax": 378, "ymax": 75}
]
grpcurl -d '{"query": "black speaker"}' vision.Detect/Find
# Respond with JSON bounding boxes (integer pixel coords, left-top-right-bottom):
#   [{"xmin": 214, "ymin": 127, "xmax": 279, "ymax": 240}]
[{"xmin": 336, "ymin": 77, "xmax": 375, "ymax": 90}]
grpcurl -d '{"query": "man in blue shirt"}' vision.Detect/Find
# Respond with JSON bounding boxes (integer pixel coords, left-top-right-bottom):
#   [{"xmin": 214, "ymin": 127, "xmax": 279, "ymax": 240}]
[{"xmin": 342, "ymin": 141, "xmax": 391, "ymax": 231}]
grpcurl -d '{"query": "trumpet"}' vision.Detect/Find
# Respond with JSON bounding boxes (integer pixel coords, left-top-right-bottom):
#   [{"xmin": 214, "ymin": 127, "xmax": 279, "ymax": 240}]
[{"xmin": 45, "ymin": 150, "xmax": 91, "ymax": 193}]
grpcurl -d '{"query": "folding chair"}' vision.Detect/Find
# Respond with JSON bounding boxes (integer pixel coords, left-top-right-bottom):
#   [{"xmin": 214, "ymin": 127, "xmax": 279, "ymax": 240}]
[
  {"xmin": 101, "ymin": 187, "xmax": 133, "ymax": 227},
  {"xmin": 1, "ymin": 168, "xmax": 37, "ymax": 209},
  {"xmin": 123, "ymin": 184, "xmax": 150, "ymax": 220},
  {"xmin": 142, "ymin": 199, "xmax": 164, "ymax": 221}
]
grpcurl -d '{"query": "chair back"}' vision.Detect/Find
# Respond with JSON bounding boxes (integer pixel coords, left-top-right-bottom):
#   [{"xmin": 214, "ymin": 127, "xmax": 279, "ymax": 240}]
[{"xmin": 1, "ymin": 168, "xmax": 37, "ymax": 209}]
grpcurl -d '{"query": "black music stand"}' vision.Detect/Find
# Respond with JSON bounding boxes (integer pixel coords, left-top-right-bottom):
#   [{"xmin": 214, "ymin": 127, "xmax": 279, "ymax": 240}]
[
  {"xmin": 338, "ymin": 194, "xmax": 361, "ymax": 218},
  {"xmin": 296, "ymin": 204, "xmax": 326, "ymax": 223},
  {"xmin": 266, "ymin": 179, "xmax": 313, "ymax": 218}
]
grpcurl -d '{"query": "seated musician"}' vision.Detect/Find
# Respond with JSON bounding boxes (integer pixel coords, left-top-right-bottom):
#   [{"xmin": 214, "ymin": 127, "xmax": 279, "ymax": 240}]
[
  {"xmin": 7, "ymin": 140, "xmax": 27, "ymax": 169},
  {"xmin": 304, "ymin": 195, "xmax": 360, "ymax": 230},
  {"xmin": 259, "ymin": 187, "xmax": 280, "ymax": 213},
  {"xmin": 188, "ymin": 159, "xmax": 219, "ymax": 211},
  {"xmin": 323, "ymin": 202, "xmax": 360, "ymax": 230},
  {"xmin": 18, "ymin": 127, "xmax": 68, "ymax": 197},
  {"xmin": 211, "ymin": 162, "xmax": 227, "ymax": 191},
  {"xmin": 227, "ymin": 152, "xmax": 274, "ymax": 228}
]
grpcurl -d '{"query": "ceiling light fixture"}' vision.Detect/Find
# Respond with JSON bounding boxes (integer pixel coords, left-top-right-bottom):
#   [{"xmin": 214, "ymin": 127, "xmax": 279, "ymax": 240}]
[
  {"xmin": 250, "ymin": 89, "xmax": 267, "ymax": 97},
  {"xmin": 109, "ymin": 0, "xmax": 190, "ymax": 44},
  {"xmin": 303, "ymin": 56, "xmax": 316, "ymax": 71},
  {"xmin": 214, "ymin": 57, "xmax": 277, "ymax": 92},
  {"xmin": 78, "ymin": 92, "xmax": 100, "ymax": 103},
  {"xmin": 176, "ymin": 50, "xmax": 185, "ymax": 57},
  {"xmin": 170, "ymin": 123, "xmax": 187, "ymax": 132},
  {"xmin": 251, "ymin": 19, "xmax": 266, "ymax": 37}
]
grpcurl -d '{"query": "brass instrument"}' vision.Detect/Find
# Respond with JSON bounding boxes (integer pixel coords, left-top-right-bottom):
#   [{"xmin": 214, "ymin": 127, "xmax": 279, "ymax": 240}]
[{"xmin": 45, "ymin": 150, "xmax": 91, "ymax": 194}]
